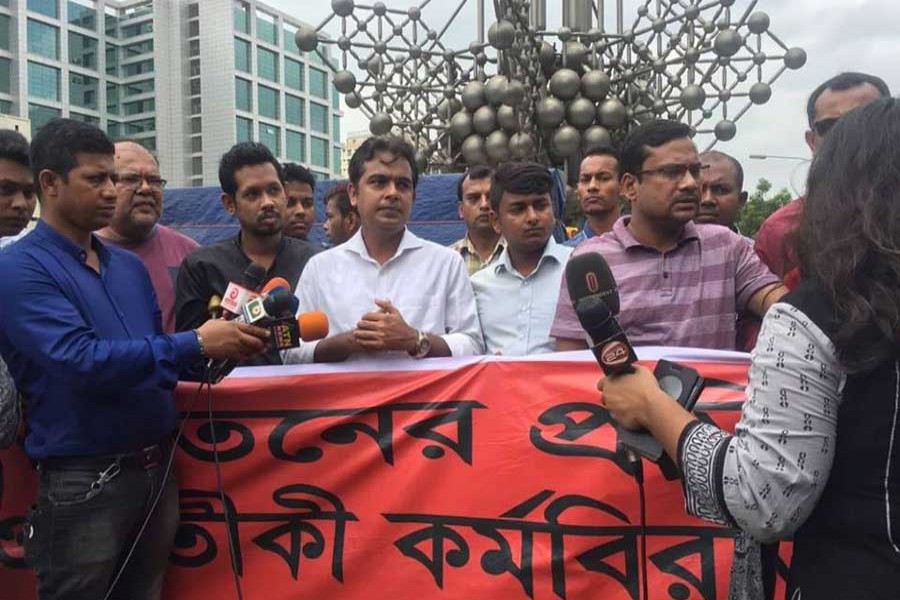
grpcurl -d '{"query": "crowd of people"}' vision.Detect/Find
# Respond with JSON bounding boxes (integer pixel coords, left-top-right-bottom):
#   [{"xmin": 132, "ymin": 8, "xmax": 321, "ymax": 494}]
[{"xmin": 0, "ymin": 69, "xmax": 895, "ymax": 599}]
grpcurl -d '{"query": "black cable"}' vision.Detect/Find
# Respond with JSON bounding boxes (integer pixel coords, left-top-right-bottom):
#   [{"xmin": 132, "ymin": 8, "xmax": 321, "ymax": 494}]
[{"xmin": 634, "ymin": 459, "xmax": 649, "ymax": 600}]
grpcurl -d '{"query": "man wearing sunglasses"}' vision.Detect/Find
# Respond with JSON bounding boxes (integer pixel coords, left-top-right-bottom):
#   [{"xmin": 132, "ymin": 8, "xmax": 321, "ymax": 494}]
[
  {"xmin": 552, "ymin": 120, "xmax": 785, "ymax": 351},
  {"xmin": 97, "ymin": 141, "xmax": 198, "ymax": 333},
  {"xmin": 755, "ymin": 72, "xmax": 890, "ymax": 280}
]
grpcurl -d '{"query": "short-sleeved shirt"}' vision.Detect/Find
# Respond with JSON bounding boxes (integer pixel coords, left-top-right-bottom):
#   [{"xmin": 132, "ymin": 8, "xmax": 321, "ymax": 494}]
[
  {"xmin": 470, "ymin": 238, "xmax": 572, "ymax": 356},
  {"xmin": 99, "ymin": 225, "xmax": 199, "ymax": 333},
  {"xmin": 550, "ymin": 217, "xmax": 780, "ymax": 350},
  {"xmin": 754, "ymin": 198, "xmax": 803, "ymax": 278}
]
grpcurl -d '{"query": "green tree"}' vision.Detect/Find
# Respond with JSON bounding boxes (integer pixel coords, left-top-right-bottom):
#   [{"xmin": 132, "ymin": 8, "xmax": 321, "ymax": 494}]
[{"xmin": 736, "ymin": 178, "xmax": 793, "ymax": 238}]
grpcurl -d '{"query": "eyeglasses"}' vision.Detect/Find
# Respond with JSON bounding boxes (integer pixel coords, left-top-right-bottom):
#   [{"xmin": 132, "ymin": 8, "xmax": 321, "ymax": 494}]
[
  {"xmin": 117, "ymin": 174, "xmax": 167, "ymax": 190},
  {"xmin": 636, "ymin": 163, "xmax": 708, "ymax": 181},
  {"xmin": 811, "ymin": 117, "xmax": 839, "ymax": 137}
]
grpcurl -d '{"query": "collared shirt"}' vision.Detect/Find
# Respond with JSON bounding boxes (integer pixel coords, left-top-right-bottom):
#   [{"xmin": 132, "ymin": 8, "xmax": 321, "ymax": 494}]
[
  {"xmin": 285, "ymin": 228, "xmax": 484, "ymax": 363},
  {"xmin": 0, "ymin": 221, "xmax": 201, "ymax": 458},
  {"xmin": 174, "ymin": 234, "xmax": 319, "ymax": 365},
  {"xmin": 471, "ymin": 238, "xmax": 572, "ymax": 356},
  {"xmin": 551, "ymin": 217, "xmax": 780, "ymax": 350},
  {"xmin": 0, "ymin": 228, "xmax": 30, "ymax": 250},
  {"xmin": 99, "ymin": 225, "xmax": 199, "ymax": 333},
  {"xmin": 563, "ymin": 221, "xmax": 596, "ymax": 247},
  {"xmin": 754, "ymin": 197, "xmax": 804, "ymax": 278},
  {"xmin": 450, "ymin": 234, "xmax": 505, "ymax": 275}
]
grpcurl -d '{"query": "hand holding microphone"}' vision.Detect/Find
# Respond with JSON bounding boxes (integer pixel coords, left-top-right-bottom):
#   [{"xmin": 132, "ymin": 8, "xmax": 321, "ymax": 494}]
[{"xmin": 195, "ymin": 319, "xmax": 270, "ymax": 362}]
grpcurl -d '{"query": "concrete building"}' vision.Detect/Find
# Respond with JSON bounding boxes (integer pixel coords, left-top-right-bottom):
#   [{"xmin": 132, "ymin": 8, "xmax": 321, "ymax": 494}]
[
  {"xmin": 0, "ymin": 0, "xmax": 342, "ymax": 186},
  {"xmin": 339, "ymin": 129, "xmax": 369, "ymax": 177}
]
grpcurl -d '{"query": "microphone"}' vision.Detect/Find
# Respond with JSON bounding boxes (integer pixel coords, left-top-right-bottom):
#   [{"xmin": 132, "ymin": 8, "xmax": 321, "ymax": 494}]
[
  {"xmin": 260, "ymin": 276, "xmax": 290, "ymax": 295},
  {"xmin": 220, "ymin": 263, "xmax": 267, "ymax": 316},
  {"xmin": 268, "ymin": 310, "xmax": 330, "ymax": 351},
  {"xmin": 207, "ymin": 295, "xmax": 222, "ymax": 320}
]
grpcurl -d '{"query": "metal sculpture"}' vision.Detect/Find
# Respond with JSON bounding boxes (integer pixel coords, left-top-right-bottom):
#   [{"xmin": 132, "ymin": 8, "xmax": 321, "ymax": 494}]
[{"xmin": 296, "ymin": 0, "xmax": 806, "ymax": 171}]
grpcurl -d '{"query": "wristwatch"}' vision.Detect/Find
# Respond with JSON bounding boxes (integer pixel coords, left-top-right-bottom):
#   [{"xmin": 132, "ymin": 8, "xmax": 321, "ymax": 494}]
[{"xmin": 409, "ymin": 329, "xmax": 432, "ymax": 359}]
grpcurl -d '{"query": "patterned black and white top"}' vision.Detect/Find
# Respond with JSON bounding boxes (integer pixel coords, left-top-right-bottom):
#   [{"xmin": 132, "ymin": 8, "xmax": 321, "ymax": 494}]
[{"xmin": 0, "ymin": 356, "xmax": 19, "ymax": 448}]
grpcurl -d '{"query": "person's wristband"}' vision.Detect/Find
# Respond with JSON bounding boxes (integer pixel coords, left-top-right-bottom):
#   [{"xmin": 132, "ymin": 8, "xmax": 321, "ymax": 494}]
[{"xmin": 194, "ymin": 328, "xmax": 207, "ymax": 358}]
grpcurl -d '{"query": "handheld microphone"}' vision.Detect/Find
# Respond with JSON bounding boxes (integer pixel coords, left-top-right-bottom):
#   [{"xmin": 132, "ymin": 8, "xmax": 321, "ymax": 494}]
[
  {"xmin": 220, "ymin": 263, "xmax": 267, "ymax": 316},
  {"xmin": 260, "ymin": 276, "xmax": 290, "ymax": 295},
  {"xmin": 207, "ymin": 295, "xmax": 222, "ymax": 320},
  {"xmin": 268, "ymin": 310, "xmax": 329, "ymax": 350}
]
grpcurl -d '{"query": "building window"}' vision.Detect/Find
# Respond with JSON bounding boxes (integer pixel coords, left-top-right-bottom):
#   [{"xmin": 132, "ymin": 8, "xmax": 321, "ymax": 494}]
[
  {"xmin": 236, "ymin": 116, "xmax": 252, "ymax": 142},
  {"xmin": 124, "ymin": 117, "xmax": 154, "ymax": 134},
  {"xmin": 105, "ymin": 43, "xmax": 118, "ymax": 76},
  {"xmin": 0, "ymin": 14, "xmax": 10, "ymax": 51},
  {"xmin": 28, "ymin": 0, "xmax": 58, "ymax": 19},
  {"xmin": 106, "ymin": 81, "xmax": 119, "ymax": 114},
  {"xmin": 28, "ymin": 61, "xmax": 60, "ymax": 102},
  {"xmin": 333, "ymin": 146, "xmax": 341, "ymax": 174},
  {"xmin": 257, "ymin": 47, "xmax": 278, "ymax": 82},
  {"xmin": 189, "ymin": 77, "xmax": 200, "ymax": 96},
  {"xmin": 104, "ymin": 8, "xmax": 118, "ymax": 38},
  {"xmin": 0, "ymin": 101, "xmax": 14, "ymax": 115},
  {"xmin": 107, "ymin": 119, "xmax": 121, "ymax": 138},
  {"xmin": 191, "ymin": 136, "xmax": 202, "ymax": 153},
  {"xmin": 284, "ymin": 57, "xmax": 304, "ymax": 91},
  {"xmin": 69, "ymin": 32, "xmax": 98, "ymax": 70},
  {"xmin": 28, "ymin": 103, "xmax": 61, "ymax": 132},
  {"xmin": 286, "ymin": 130, "xmax": 305, "ymax": 162},
  {"xmin": 189, "ymin": 39, "xmax": 199, "ymax": 57},
  {"xmin": 310, "ymin": 137, "xmax": 329, "ymax": 168},
  {"xmin": 332, "ymin": 86, "xmax": 340, "ymax": 110},
  {"xmin": 234, "ymin": 38, "xmax": 251, "ymax": 73},
  {"xmin": 256, "ymin": 10, "xmax": 277, "ymax": 45},
  {"xmin": 309, "ymin": 102, "xmax": 328, "ymax": 134},
  {"xmin": 123, "ymin": 38, "xmax": 153, "ymax": 57},
  {"xmin": 332, "ymin": 115, "xmax": 341, "ymax": 140},
  {"xmin": 188, "ymin": 20, "xmax": 199, "ymax": 38},
  {"xmin": 283, "ymin": 23, "xmax": 299, "ymax": 55},
  {"xmin": 0, "ymin": 58, "xmax": 10, "ymax": 95},
  {"xmin": 259, "ymin": 122, "xmax": 280, "ymax": 156},
  {"xmin": 139, "ymin": 137, "xmax": 156, "ymax": 152},
  {"xmin": 27, "ymin": 19, "xmax": 59, "ymax": 60},
  {"xmin": 258, "ymin": 85, "xmax": 278, "ymax": 120},
  {"xmin": 309, "ymin": 67, "xmax": 328, "ymax": 99},
  {"xmin": 191, "ymin": 178, "xmax": 203, "ymax": 187},
  {"xmin": 190, "ymin": 97, "xmax": 201, "ymax": 115},
  {"xmin": 69, "ymin": 111, "xmax": 100, "ymax": 125},
  {"xmin": 188, "ymin": 3, "xmax": 199, "ymax": 19},
  {"xmin": 124, "ymin": 78, "xmax": 153, "ymax": 96},
  {"xmin": 190, "ymin": 116, "xmax": 201, "ymax": 134},
  {"xmin": 235, "ymin": 77, "xmax": 252, "ymax": 112},
  {"xmin": 192, "ymin": 156, "xmax": 202, "ymax": 175},
  {"xmin": 233, "ymin": 1, "xmax": 250, "ymax": 34},
  {"xmin": 121, "ymin": 59, "xmax": 154, "ymax": 77},
  {"xmin": 190, "ymin": 59, "xmax": 200, "ymax": 77},
  {"xmin": 121, "ymin": 20, "xmax": 152, "ymax": 38},
  {"xmin": 123, "ymin": 98, "xmax": 154, "ymax": 115},
  {"xmin": 285, "ymin": 94, "xmax": 304, "ymax": 127},
  {"xmin": 68, "ymin": 0, "xmax": 96, "ymax": 30},
  {"xmin": 69, "ymin": 72, "xmax": 98, "ymax": 109}
]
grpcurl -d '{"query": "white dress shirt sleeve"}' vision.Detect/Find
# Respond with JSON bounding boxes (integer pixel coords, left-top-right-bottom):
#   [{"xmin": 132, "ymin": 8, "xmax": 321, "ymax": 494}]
[
  {"xmin": 438, "ymin": 253, "xmax": 485, "ymax": 356},
  {"xmin": 282, "ymin": 256, "xmax": 323, "ymax": 364}
]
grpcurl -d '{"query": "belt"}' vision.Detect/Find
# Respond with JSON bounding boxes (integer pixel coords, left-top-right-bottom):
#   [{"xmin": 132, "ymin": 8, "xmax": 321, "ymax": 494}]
[{"xmin": 38, "ymin": 441, "xmax": 168, "ymax": 472}]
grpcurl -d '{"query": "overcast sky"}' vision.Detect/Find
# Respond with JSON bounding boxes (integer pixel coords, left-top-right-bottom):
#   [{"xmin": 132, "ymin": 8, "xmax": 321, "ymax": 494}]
[{"xmin": 266, "ymin": 0, "xmax": 899, "ymax": 195}]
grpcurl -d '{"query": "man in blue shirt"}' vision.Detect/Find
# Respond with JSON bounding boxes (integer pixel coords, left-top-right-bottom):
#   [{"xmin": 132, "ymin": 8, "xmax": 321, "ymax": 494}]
[
  {"xmin": 565, "ymin": 147, "xmax": 622, "ymax": 247},
  {"xmin": 0, "ymin": 119, "xmax": 269, "ymax": 600}
]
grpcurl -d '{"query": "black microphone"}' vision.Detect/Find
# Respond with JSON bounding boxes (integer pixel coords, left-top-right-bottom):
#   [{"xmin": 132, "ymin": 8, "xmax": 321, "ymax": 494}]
[{"xmin": 565, "ymin": 253, "xmax": 668, "ymax": 464}]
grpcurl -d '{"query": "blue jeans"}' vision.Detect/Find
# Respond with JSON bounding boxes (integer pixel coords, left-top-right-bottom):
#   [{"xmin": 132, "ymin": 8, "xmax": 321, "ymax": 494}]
[{"xmin": 24, "ymin": 445, "xmax": 179, "ymax": 600}]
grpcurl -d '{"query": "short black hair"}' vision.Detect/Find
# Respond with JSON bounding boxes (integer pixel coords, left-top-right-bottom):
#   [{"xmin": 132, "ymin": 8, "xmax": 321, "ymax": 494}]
[
  {"xmin": 347, "ymin": 136, "xmax": 418, "ymax": 189},
  {"xmin": 324, "ymin": 181, "xmax": 356, "ymax": 217},
  {"xmin": 218, "ymin": 141, "xmax": 283, "ymax": 197},
  {"xmin": 30, "ymin": 118, "xmax": 115, "ymax": 188},
  {"xmin": 456, "ymin": 165, "xmax": 493, "ymax": 202},
  {"xmin": 620, "ymin": 120, "xmax": 692, "ymax": 177},
  {"xmin": 806, "ymin": 72, "xmax": 890, "ymax": 127},
  {"xmin": 699, "ymin": 150, "xmax": 744, "ymax": 191},
  {"xmin": 581, "ymin": 146, "xmax": 620, "ymax": 174},
  {"xmin": 282, "ymin": 162, "xmax": 316, "ymax": 189},
  {"xmin": 0, "ymin": 129, "xmax": 30, "ymax": 169},
  {"xmin": 489, "ymin": 161, "xmax": 553, "ymax": 212}
]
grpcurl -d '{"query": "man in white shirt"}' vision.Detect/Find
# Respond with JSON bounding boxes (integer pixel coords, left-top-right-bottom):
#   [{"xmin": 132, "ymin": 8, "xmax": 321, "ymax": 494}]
[
  {"xmin": 286, "ymin": 136, "xmax": 483, "ymax": 363},
  {"xmin": 471, "ymin": 162, "xmax": 572, "ymax": 355}
]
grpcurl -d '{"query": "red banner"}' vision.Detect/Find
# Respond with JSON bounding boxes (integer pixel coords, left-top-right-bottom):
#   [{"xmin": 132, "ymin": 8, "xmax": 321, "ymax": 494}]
[{"xmin": 0, "ymin": 352, "xmax": 785, "ymax": 599}]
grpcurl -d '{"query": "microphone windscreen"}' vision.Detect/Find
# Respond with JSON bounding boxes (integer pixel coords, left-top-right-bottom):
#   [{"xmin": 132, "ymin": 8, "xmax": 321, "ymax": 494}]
[
  {"xmin": 565, "ymin": 252, "xmax": 620, "ymax": 315},
  {"xmin": 262, "ymin": 288, "xmax": 298, "ymax": 317},
  {"xmin": 261, "ymin": 276, "xmax": 291, "ymax": 295},
  {"xmin": 243, "ymin": 263, "xmax": 267, "ymax": 291},
  {"xmin": 298, "ymin": 311, "xmax": 329, "ymax": 341}
]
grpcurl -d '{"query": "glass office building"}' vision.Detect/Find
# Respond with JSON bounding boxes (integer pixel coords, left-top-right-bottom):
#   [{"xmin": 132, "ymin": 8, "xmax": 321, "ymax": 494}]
[{"xmin": 0, "ymin": 0, "xmax": 342, "ymax": 185}]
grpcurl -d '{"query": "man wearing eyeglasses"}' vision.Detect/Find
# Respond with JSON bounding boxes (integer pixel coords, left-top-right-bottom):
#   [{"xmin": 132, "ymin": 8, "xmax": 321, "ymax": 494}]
[
  {"xmin": 97, "ymin": 141, "xmax": 198, "ymax": 333},
  {"xmin": 551, "ymin": 120, "xmax": 785, "ymax": 351},
  {"xmin": 755, "ymin": 72, "xmax": 890, "ymax": 281}
]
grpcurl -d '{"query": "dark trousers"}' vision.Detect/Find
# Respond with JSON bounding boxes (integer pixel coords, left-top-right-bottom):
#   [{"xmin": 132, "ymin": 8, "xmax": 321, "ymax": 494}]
[{"xmin": 24, "ymin": 445, "xmax": 179, "ymax": 600}]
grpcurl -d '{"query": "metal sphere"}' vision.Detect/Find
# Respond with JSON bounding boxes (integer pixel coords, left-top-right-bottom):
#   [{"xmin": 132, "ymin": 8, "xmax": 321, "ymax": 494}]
[
  {"xmin": 472, "ymin": 106, "xmax": 497, "ymax": 135},
  {"xmin": 476, "ymin": 52, "xmax": 488, "ymax": 66},
  {"xmin": 652, "ymin": 99, "xmax": 667, "ymax": 114},
  {"xmin": 437, "ymin": 98, "xmax": 462, "ymax": 120},
  {"xmin": 563, "ymin": 41, "xmax": 588, "ymax": 70},
  {"xmin": 714, "ymin": 119, "xmax": 737, "ymax": 141},
  {"xmin": 598, "ymin": 98, "xmax": 628, "ymax": 129},
  {"xmin": 784, "ymin": 47, "xmax": 807, "ymax": 70},
  {"xmin": 485, "ymin": 130, "xmax": 510, "ymax": 162},
  {"xmin": 461, "ymin": 81, "xmax": 487, "ymax": 111},
  {"xmin": 414, "ymin": 150, "xmax": 428, "ymax": 172},
  {"xmin": 449, "ymin": 111, "xmax": 473, "ymax": 141},
  {"xmin": 374, "ymin": 79, "xmax": 387, "ymax": 93},
  {"xmin": 718, "ymin": 89, "xmax": 732, "ymax": 102},
  {"xmin": 680, "ymin": 84, "xmax": 706, "ymax": 110},
  {"xmin": 551, "ymin": 125, "xmax": 581, "ymax": 158},
  {"xmin": 538, "ymin": 42, "xmax": 556, "ymax": 74},
  {"xmin": 504, "ymin": 79, "xmax": 526, "ymax": 106},
  {"xmin": 461, "ymin": 134, "xmax": 487, "ymax": 164},
  {"xmin": 753, "ymin": 51, "xmax": 768, "ymax": 66},
  {"xmin": 582, "ymin": 125, "xmax": 612, "ymax": 151},
  {"xmin": 488, "ymin": 20, "xmax": 516, "ymax": 50},
  {"xmin": 536, "ymin": 97, "xmax": 566, "ymax": 129},
  {"xmin": 747, "ymin": 11, "xmax": 770, "ymax": 34},
  {"xmin": 549, "ymin": 68, "xmax": 581, "ymax": 100},
  {"xmin": 485, "ymin": 75, "xmax": 509, "ymax": 106},
  {"xmin": 337, "ymin": 36, "xmax": 351, "ymax": 51},
  {"xmin": 557, "ymin": 26, "xmax": 572, "ymax": 42},
  {"xmin": 294, "ymin": 24, "xmax": 319, "ymax": 52},
  {"xmin": 333, "ymin": 70, "xmax": 356, "ymax": 94},
  {"xmin": 684, "ymin": 48, "xmax": 700, "ymax": 64},
  {"xmin": 345, "ymin": 92, "xmax": 362, "ymax": 109},
  {"xmin": 652, "ymin": 18, "xmax": 666, "ymax": 33},
  {"xmin": 374, "ymin": 41, "xmax": 387, "ymax": 55},
  {"xmin": 370, "ymin": 112, "xmax": 393, "ymax": 136},
  {"xmin": 749, "ymin": 82, "xmax": 772, "ymax": 105},
  {"xmin": 581, "ymin": 70, "xmax": 611, "ymax": 101},
  {"xmin": 331, "ymin": 0, "xmax": 354, "ymax": 17},
  {"xmin": 366, "ymin": 56, "xmax": 384, "ymax": 76},
  {"xmin": 684, "ymin": 5, "xmax": 700, "ymax": 19},
  {"xmin": 567, "ymin": 97, "xmax": 597, "ymax": 130},
  {"xmin": 713, "ymin": 29, "xmax": 742, "ymax": 57},
  {"xmin": 509, "ymin": 133, "xmax": 535, "ymax": 158},
  {"xmin": 497, "ymin": 105, "xmax": 518, "ymax": 132},
  {"xmin": 408, "ymin": 6, "xmax": 421, "ymax": 20},
  {"xmin": 409, "ymin": 44, "xmax": 422, "ymax": 59}
]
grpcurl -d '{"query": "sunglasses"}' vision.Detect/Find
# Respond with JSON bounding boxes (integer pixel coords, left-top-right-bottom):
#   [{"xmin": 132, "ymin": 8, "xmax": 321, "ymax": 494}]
[{"xmin": 812, "ymin": 117, "xmax": 839, "ymax": 137}]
